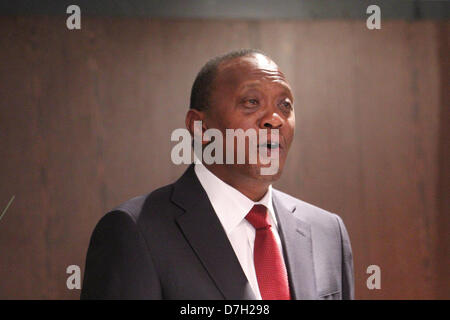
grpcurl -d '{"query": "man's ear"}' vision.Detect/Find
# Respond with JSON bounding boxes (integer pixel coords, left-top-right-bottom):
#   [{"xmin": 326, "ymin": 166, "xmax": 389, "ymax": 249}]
[{"xmin": 185, "ymin": 109, "xmax": 208, "ymax": 145}]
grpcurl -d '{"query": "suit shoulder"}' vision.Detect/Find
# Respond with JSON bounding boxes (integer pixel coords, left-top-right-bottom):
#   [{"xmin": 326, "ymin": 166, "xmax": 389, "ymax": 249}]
[{"xmin": 108, "ymin": 183, "xmax": 174, "ymax": 222}]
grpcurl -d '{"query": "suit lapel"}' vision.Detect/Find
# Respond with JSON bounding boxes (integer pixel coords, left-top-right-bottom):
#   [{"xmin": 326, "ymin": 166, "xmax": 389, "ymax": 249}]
[
  {"xmin": 272, "ymin": 190, "xmax": 317, "ymax": 299},
  {"xmin": 172, "ymin": 165, "xmax": 256, "ymax": 300}
]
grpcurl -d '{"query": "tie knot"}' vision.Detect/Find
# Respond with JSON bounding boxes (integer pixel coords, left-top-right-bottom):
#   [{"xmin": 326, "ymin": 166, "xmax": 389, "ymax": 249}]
[{"xmin": 245, "ymin": 204, "xmax": 271, "ymax": 230}]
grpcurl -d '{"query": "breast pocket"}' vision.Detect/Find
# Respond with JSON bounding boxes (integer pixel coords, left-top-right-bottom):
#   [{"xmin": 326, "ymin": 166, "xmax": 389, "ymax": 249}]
[{"xmin": 318, "ymin": 290, "xmax": 342, "ymax": 300}]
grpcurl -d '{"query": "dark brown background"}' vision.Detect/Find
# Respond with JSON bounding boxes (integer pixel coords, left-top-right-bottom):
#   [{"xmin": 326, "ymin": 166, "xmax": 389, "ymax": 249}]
[{"xmin": 0, "ymin": 16, "xmax": 448, "ymax": 299}]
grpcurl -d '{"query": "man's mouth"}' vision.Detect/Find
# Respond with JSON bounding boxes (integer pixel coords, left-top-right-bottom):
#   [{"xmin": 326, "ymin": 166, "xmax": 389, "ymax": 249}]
[{"xmin": 258, "ymin": 142, "xmax": 280, "ymax": 150}]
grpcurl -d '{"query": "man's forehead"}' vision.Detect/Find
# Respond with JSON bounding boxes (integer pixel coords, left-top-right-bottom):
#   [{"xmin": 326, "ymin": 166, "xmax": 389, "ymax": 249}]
[{"xmin": 216, "ymin": 53, "xmax": 288, "ymax": 86}]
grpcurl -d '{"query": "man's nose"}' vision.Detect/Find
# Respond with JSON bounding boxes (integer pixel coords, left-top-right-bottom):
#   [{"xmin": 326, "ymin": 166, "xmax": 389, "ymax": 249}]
[{"xmin": 260, "ymin": 111, "xmax": 284, "ymax": 129}]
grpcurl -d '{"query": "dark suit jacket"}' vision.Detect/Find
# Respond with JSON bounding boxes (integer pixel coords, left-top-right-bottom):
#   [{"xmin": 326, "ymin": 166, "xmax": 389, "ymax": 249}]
[{"xmin": 81, "ymin": 165, "xmax": 354, "ymax": 300}]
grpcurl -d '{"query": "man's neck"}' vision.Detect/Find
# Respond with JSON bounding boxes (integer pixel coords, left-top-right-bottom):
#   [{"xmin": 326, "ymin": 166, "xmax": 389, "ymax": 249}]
[{"xmin": 203, "ymin": 163, "xmax": 270, "ymax": 201}]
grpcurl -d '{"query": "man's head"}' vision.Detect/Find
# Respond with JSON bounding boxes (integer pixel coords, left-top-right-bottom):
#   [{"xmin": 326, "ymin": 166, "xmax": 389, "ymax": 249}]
[{"xmin": 186, "ymin": 49, "xmax": 295, "ymax": 186}]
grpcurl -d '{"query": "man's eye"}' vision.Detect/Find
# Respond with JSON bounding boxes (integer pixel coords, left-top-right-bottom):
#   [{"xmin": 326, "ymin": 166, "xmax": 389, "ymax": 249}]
[
  {"xmin": 243, "ymin": 98, "xmax": 259, "ymax": 107},
  {"xmin": 280, "ymin": 101, "xmax": 292, "ymax": 109}
]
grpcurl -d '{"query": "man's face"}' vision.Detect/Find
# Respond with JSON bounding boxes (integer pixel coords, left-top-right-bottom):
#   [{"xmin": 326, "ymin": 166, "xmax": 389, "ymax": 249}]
[{"xmin": 204, "ymin": 53, "xmax": 295, "ymax": 182}]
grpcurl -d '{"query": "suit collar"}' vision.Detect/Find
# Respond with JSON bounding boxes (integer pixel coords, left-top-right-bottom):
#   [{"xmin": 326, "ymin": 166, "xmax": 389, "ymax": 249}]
[
  {"xmin": 171, "ymin": 165, "xmax": 257, "ymax": 300},
  {"xmin": 272, "ymin": 190, "xmax": 318, "ymax": 299}
]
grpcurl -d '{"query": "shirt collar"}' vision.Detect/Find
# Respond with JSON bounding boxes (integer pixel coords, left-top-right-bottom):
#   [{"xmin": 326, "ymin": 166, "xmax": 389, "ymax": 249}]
[{"xmin": 194, "ymin": 163, "xmax": 277, "ymax": 235}]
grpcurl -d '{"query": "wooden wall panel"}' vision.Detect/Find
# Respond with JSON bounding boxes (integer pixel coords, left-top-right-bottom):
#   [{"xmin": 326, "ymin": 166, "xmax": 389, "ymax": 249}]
[
  {"xmin": 0, "ymin": 16, "xmax": 447, "ymax": 299},
  {"xmin": 437, "ymin": 21, "xmax": 450, "ymax": 300}
]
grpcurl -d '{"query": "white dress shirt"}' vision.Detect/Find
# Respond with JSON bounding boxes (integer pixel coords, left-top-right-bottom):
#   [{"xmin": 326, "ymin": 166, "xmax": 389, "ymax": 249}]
[{"xmin": 194, "ymin": 163, "xmax": 286, "ymax": 300}]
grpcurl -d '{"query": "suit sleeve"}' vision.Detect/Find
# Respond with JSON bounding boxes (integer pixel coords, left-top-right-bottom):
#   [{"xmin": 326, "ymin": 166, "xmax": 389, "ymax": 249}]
[
  {"xmin": 336, "ymin": 215, "xmax": 355, "ymax": 300},
  {"xmin": 80, "ymin": 211, "xmax": 162, "ymax": 299}
]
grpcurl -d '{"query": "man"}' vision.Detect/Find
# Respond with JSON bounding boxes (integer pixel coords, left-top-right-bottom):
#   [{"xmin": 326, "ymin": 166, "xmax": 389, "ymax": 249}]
[{"xmin": 81, "ymin": 49, "xmax": 354, "ymax": 300}]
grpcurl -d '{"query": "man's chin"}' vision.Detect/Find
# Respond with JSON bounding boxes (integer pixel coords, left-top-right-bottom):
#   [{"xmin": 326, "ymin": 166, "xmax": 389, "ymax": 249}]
[{"xmin": 240, "ymin": 163, "xmax": 284, "ymax": 182}]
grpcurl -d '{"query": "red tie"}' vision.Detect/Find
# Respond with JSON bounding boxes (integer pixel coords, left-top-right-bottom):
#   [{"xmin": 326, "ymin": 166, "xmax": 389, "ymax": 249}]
[{"xmin": 246, "ymin": 204, "xmax": 291, "ymax": 300}]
